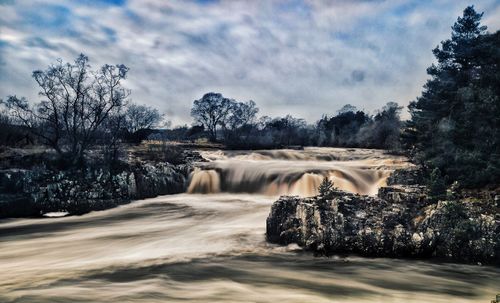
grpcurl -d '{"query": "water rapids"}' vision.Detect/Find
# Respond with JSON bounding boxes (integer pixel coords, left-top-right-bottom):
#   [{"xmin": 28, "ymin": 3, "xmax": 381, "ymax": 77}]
[
  {"xmin": 1, "ymin": 148, "xmax": 498, "ymax": 302},
  {"xmin": 187, "ymin": 147, "xmax": 410, "ymax": 196}
]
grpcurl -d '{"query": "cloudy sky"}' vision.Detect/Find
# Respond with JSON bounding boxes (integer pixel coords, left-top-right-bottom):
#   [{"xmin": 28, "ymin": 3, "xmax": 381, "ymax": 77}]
[{"xmin": 1, "ymin": 0, "xmax": 499, "ymax": 125}]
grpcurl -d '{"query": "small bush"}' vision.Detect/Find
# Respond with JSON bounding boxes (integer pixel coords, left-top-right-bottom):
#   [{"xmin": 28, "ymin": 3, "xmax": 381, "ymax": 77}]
[
  {"xmin": 427, "ymin": 168, "xmax": 447, "ymax": 202},
  {"xmin": 318, "ymin": 177, "xmax": 334, "ymax": 197},
  {"xmin": 317, "ymin": 177, "xmax": 336, "ymax": 209}
]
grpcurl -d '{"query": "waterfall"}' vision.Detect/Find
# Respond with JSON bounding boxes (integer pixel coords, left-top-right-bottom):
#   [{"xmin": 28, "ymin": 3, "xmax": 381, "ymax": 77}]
[
  {"xmin": 187, "ymin": 169, "xmax": 221, "ymax": 194},
  {"xmin": 187, "ymin": 148, "xmax": 408, "ymax": 196}
]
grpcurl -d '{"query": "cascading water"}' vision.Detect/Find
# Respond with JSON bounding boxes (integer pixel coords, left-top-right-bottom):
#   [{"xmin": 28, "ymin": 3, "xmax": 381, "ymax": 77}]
[
  {"xmin": 1, "ymin": 148, "xmax": 499, "ymax": 303},
  {"xmin": 187, "ymin": 168, "xmax": 221, "ymax": 193},
  {"xmin": 187, "ymin": 147, "xmax": 409, "ymax": 196}
]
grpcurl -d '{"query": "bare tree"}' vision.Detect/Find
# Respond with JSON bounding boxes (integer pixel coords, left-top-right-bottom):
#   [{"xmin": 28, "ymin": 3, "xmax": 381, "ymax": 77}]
[
  {"xmin": 227, "ymin": 100, "xmax": 259, "ymax": 130},
  {"xmin": 3, "ymin": 54, "xmax": 130, "ymax": 165},
  {"xmin": 191, "ymin": 92, "xmax": 234, "ymax": 142},
  {"xmin": 124, "ymin": 103, "xmax": 163, "ymax": 133}
]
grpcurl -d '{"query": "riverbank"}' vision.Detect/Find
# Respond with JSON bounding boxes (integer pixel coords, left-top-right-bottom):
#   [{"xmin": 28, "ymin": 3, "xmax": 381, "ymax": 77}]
[
  {"xmin": 0, "ymin": 146, "xmax": 407, "ymax": 218},
  {"xmin": 0, "ymin": 146, "xmax": 202, "ymax": 218},
  {"xmin": 266, "ymin": 168, "xmax": 500, "ymax": 265}
]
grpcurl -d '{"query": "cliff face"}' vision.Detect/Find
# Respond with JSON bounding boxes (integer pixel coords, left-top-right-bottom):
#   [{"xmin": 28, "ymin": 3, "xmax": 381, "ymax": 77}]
[
  {"xmin": 0, "ymin": 161, "xmax": 191, "ymax": 218},
  {"xmin": 266, "ymin": 169, "xmax": 500, "ymax": 265}
]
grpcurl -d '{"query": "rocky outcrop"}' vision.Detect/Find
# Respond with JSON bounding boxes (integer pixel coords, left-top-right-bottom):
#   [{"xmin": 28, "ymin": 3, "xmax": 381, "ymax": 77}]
[
  {"xmin": 0, "ymin": 161, "xmax": 192, "ymax": 218},
  {"xmin": 266, "ymin": 169, "xmax": 500, "ymax": 265},
  {"xmin": 132, "ymin": 162, "xmax": 190, "ymax": 198},
  {"xmin": 386, "ymin": 166, "xmax": 424, "ymax": 186}
]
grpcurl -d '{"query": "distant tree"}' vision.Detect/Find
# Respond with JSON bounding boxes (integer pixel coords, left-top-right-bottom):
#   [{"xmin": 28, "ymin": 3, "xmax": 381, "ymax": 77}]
[
  {"xmin": 257, "ymin": 116, "xmax": 273, "ymax": 130},
  {"xmin": 186, "ymin": 124, "xmax": 205, "ymax": 139},
  {"xmin": 121, "ymin": 102, "xmax": 164, "ymax": 144},
  {"xmin": 151, "ymin": 124, "xmax": 205, "ymax": 142},
  {"xmin": 337, "ymin": 104, "xmax": 358, "ymax": 115},
  {"xmin": 191, "ymin": 92, "xmax": 234, "ymax": 142},
  {"xmin": 0, "ymin": 101, "xmax": 33, "ymax": 146},
  {"xmin": 366, "ymin": 102, "xmax": 403, "ymax": 149},
  {"xmin": 227, "ymin": 100, "xmax": 259, "ymax": 130},
  {"xmin": 403, "ymin": 6, "xmax": 500, "ymax": 187},
  {"xmin": 3, "ymin": 54, "xmax": 130, "ymax": 165},
  {"xmin": 124, "ymin": 103, "xmax": 162, "ymax": 133},
  {"xmin": 265, "ymin": 115, "xmax": 307, "ymax": 147},
  {"xmin": 317, "ymin": 106, "xmax": 370, "ymax": 147},
  {"xmin": 0, "ymin": 104, "xmax": 8, "ymax": 125},
  {"xmin": 223, "ymin": 100, "xmax": 260, "ymax": 147}
]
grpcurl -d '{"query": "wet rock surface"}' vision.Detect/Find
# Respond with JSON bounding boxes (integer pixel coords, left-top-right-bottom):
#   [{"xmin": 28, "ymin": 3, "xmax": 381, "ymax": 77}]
[
  {"xmin": 266, "ymin": 168, "xmax": 500, "ymax": 265},
  {"xmin": 0, "ymin": 159, "xmax": 195, "ymax": 218},
  {"xmin": 386, "ymin": 166, "xmax": 425, "ymax": 186}
]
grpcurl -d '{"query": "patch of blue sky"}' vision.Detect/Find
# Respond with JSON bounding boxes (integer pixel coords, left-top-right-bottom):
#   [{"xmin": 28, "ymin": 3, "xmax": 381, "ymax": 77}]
[
  {"xmin": 101, "ymin": 26, "xmax": 117, "ymax": 43},
  {"xmin": 123, "ymin": 8, "xmax": 143, "ymax": 25},
  {"xmin": 391, "ymin": 1, "xmax": 419, "ymax": 16},
  {"xmin": 277, "ymin": 0, "xmax": 311, "ymax": 18},
  {"xmin": 194, "ymin": 0, "xmax": 219, "ymax": 5},
  {"xmin": 23, "ymin": 4, "xmax": 72, "ymax": 29},
  {"xmin": 0, "ymin": 39, "xmax": 10, "ymax": 48},
  {"xmin": 80, "ymin": 0, "xmax": 126, "ymax": 6}
]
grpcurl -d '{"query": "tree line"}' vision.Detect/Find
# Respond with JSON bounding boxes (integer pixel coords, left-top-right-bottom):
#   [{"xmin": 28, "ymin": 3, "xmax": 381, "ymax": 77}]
[
  {"xmin": 188, "ymin": 92, "xmax": 402, "ymax": 150},
  {"xmin": 0, "ymin": 54, "xmax": 403, "ymax": 164}
]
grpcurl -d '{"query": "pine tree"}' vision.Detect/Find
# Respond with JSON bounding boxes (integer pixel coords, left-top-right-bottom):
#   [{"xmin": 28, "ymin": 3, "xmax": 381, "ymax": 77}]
[
  {"xmin": 403, "ymin": 6, "xmax": 500, "ymax": 187},
  {"xmin": 318, "ymin": 177, "xmax": 334, "ymax": 198}
]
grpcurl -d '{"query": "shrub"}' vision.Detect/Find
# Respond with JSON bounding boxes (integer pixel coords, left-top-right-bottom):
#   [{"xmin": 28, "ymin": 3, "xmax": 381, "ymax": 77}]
[
  {"xmin": 428, "ymin": 168, "xmax": 447, "ymax": 202},
  {"xmin": 318, "ymin": 177, "xmax": 334, "ymax": 197},
  {"xmin": 317, "ymin": 177, "xmax": 336, "ymax": 210}
]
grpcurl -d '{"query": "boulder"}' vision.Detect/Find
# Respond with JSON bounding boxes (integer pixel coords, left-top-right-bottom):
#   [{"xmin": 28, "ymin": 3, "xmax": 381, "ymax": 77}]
[{"xmin": 266, "ymin": 170, "xmax": 500, "ymax": 265}]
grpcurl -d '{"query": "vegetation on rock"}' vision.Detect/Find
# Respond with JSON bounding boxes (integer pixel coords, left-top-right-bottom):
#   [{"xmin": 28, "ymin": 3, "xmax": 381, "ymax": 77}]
[{"xmin": 266, "ymin": 169, "xmax": 500, "ymax": 265}]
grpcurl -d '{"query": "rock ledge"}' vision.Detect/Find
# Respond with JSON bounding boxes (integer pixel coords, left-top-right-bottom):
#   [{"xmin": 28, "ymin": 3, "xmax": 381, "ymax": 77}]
[{"xmin": 266, "ymin": 169, "xmax": 500, "ymax": 265}]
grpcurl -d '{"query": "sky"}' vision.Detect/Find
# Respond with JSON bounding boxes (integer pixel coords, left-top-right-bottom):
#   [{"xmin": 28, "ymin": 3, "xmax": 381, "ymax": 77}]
[{"xmin": 0, "ymin": 0, "xmax": 499, "ymax": 126}]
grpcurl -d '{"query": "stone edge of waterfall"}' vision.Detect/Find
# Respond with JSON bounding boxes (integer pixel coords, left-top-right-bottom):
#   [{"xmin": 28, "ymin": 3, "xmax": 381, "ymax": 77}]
[
  {"xmin": 266, "ymin": 167, "xmax": 500, "ymax": 265},
  {"xmin": 0, "ymin": 159, "xmax": 197, "ymax": 219}
]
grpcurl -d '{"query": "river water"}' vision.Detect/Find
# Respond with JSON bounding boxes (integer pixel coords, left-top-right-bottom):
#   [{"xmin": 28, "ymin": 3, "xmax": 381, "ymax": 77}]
[{"xmin": 1, "ymin": 148, "xmax": 498, "ymax": 302}]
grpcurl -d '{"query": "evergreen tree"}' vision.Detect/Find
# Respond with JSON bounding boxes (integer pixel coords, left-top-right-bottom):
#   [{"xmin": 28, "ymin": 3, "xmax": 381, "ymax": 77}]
[
  {"xmin": 318, "ymin": 177, "xmax": 335, "ymax": 198},
  {"xmin": 403, "ymin": 6, "xmax": 500, "ymax": 187}
]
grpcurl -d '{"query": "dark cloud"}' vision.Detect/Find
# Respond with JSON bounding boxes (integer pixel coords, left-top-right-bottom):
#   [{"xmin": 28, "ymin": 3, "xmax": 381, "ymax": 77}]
[
  {"xmin": 351, "ymin": 70, "xmax": 365, "ymax": 83},
  {"xmin": 0, "ymin": 0, "xmax": 499, "ymax": 125},
  {"xmin": 25, "ymin": 37, "xmax": 59, "ymax": 50}
]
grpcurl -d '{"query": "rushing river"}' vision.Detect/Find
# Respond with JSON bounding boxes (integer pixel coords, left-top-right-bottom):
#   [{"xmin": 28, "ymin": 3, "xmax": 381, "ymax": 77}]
[{"xmin": 1, "ymin": 148, "xmax": 499, "ymax": 302}]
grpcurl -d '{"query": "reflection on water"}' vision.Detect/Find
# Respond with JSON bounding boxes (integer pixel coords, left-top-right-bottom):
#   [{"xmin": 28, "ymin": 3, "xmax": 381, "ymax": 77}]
[{"xmin": 1, "ymin": 193, "xmax": 499, "ymax": 302}]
